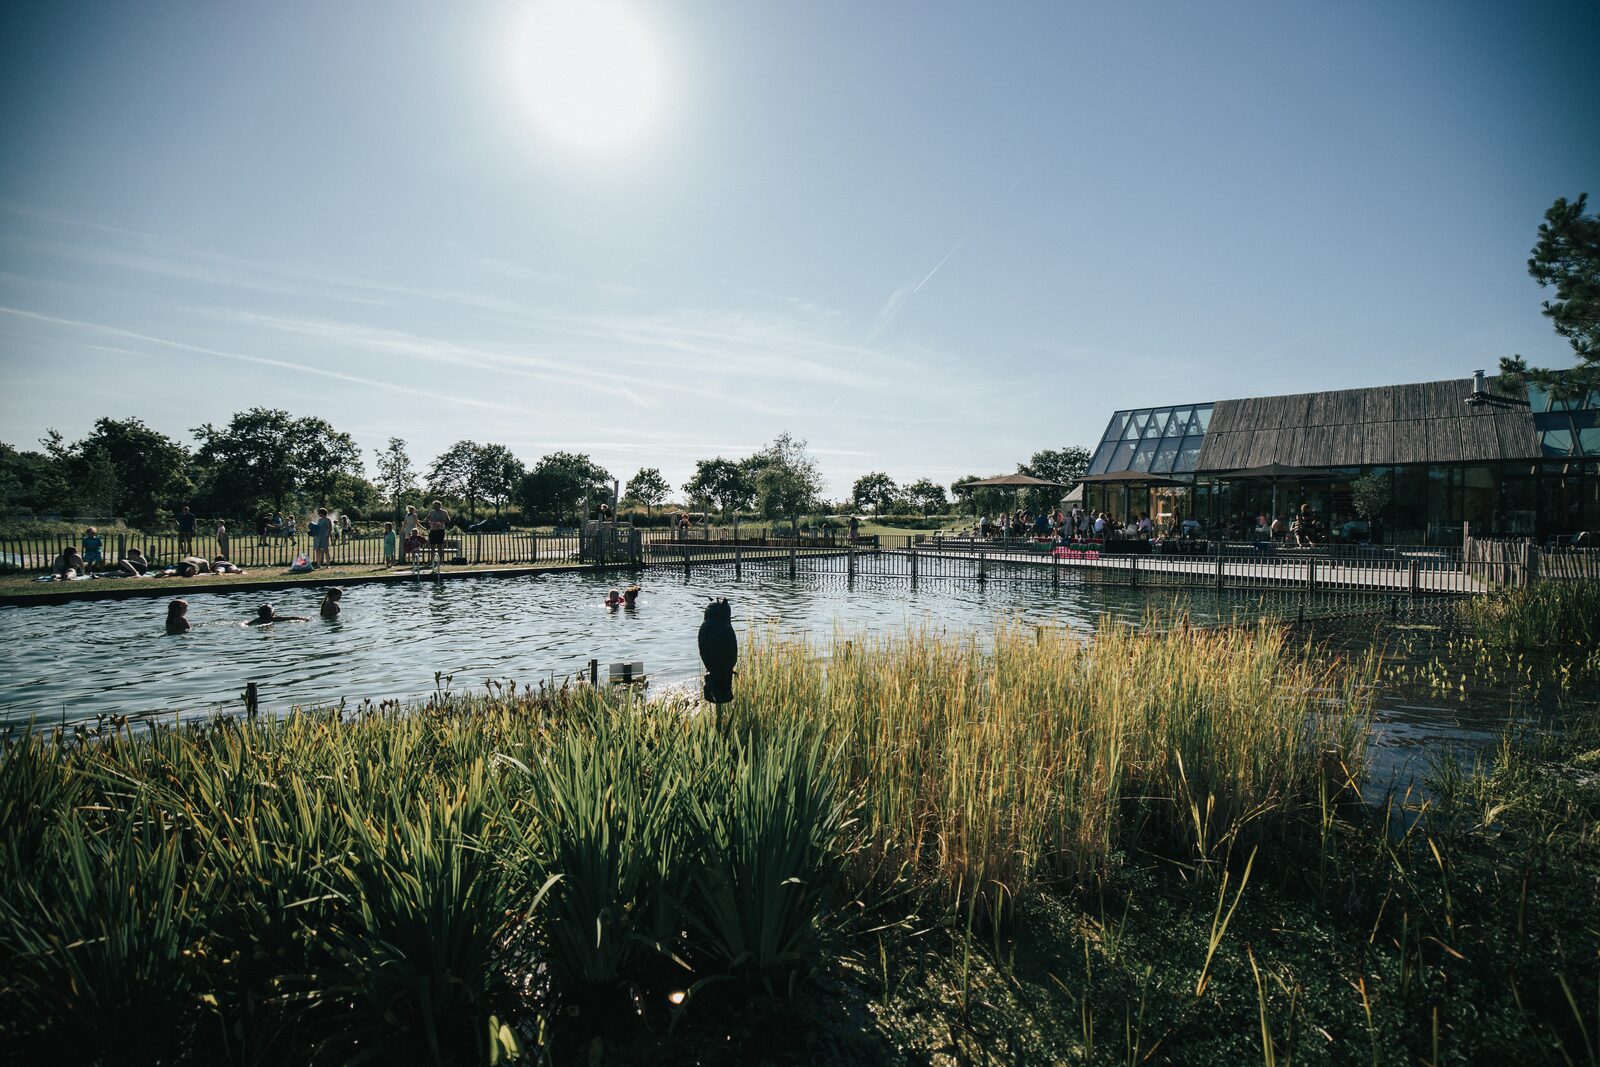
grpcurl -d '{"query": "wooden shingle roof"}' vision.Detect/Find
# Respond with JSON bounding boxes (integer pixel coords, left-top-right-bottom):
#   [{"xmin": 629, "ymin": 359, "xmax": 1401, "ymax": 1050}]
[{"xmin": 1194, "ymin": 378, "xmax": 1539, "ymax": 471}]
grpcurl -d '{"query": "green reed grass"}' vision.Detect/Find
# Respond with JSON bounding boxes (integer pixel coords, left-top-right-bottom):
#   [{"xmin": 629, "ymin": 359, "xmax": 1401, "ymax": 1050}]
[
  {"xmin": 732, "ymin": 618, "xmax": 1373, "ymax": 923},
  {"xmin": 0, "ymin": 616, "xmax": 1375, "ymax": 1061}
]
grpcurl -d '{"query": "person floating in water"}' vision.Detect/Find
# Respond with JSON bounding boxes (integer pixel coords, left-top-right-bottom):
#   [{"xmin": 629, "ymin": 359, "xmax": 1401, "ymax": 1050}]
[
  {"xmin": 247, "ymin": 603, "xmax": 309, "ymax": 625},
  {"xmin": 165, "ymin": 599, "xmax": 191, "ymax": 634},
  {"xmin": 622, "ymin": 584, "xmax": 641, "ymax": 608},
  {"xmin": 604, "ymin": 588, "xmax": 624, "ymax": 609},
  {"xmin": 320, "ymin": 587, "xmax": 343, "ymax": 618}
]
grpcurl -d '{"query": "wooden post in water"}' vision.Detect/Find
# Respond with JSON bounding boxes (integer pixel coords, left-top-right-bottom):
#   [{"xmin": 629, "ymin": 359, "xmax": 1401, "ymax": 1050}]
[
  {"xmin": 1306, "ymin": 557, "xmax": 1317, "ymax": 593},
  {"xmin": 1215, "ymin": 554, "xmax": 1224, "ymax": 590},
  {"xmin": 1129, "ymin": 554, "xmax": 1139, "ymax": 588},
  {"xmin": 910, "ymin": 546, "xmax": 919, "ymax": 586},
  {"xmin": 1051, "ymin": 550, "xmax": 1059, "ymax": 589},
  {"xmin": 734, "ymin": 543, "xmax": 742, "ymax": 580},
  {"xmin": 1407, "ymin": 560, "xmax": 1419, "ymax": 596},
  {"xmin": 847, "ymin": 542, "xmax": 856, "ymax": 580},
  {"xmin": 977, "ymin": 547, "xmax": 987, "ymax": 581},
  {"xmin": 244, "ymin": 681, "xmax": 259, "ymax": 718},
  {"xmin": 789, "ymin": 543, "xmax": 797, "ymax": 580}
]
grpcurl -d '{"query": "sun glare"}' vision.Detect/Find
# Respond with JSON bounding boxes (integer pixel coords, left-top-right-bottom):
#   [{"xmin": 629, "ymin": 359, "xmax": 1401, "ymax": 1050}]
[{"xmin": 512, "ymin": 0, "xmax": 665, "ymax": 155}]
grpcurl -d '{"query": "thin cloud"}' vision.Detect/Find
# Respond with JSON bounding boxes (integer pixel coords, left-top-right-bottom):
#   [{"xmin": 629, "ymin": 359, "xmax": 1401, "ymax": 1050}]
[{"xmin": 0, "ymin": 306, "xmax": 522, "ymax": 414}]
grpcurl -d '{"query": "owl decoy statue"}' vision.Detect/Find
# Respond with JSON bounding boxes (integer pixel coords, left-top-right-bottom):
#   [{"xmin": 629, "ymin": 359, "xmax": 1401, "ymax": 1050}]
[{"xmin": 698, "ymin": 597, "xmax": 737, "ymax": 704}]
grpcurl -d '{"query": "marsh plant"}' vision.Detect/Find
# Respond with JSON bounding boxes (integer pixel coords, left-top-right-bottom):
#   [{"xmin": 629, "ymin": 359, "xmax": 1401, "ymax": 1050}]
[{"xmin": 0, "ymin": 618, "xmax": 1376, "ymax": 1061}]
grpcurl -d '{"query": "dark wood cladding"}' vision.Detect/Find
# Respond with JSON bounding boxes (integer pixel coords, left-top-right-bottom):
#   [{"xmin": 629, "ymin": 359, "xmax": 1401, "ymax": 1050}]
[{"xmin": 1196, "ymin": 378, "xmax": 1540, "ymax": 471}]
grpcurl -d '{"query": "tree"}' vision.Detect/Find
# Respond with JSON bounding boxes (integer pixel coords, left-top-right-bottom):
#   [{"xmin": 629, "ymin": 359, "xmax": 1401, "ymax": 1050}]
[
  {"xmin": 683, "ymin": 458, "xmax": 754, "ymax": 517},
  {"xmin": 623, "ymin": 467, "xmax": 670, "ymax": 515},
  {"xmin": 193, "ymin": 409, "xmax": 300, "ymax": 516},
  {"xmin": 1350, "ymin": 472, "xmax": 1393, "ymax": 528},
  {"xmin": 850, "ymin": 472, "xmax": 899, "ymax": 514},
  {"xmin": 74, "ymin": 417, "xmax": 194, "ymax": 525},
  {"xmin": 1499, "ymin": 193, "xmax": 1600, "ymax": 399},
  {"xmin": 1019, "ymin": 446, "xmax": 1091, "ymax": 512},
  {"xmin": 951, "ymin": 475, "xmax": 1006, "ymax": 517},
  {"xmin": 748, "ymin": 433, "xmax": 823, "ymax": 533},
  {"xmin": 905, "ymin": 478, "xmax": 949, "ymax": 517},
  {"xmin": 427, "ymin": 440, "xmax": 481, "ymax": 518},
  {"xmin": 519, "ymin": 452, "xmax": 611, "ymax": 524},
  {"xmin": 374, "ymin": 437, "xmax": 419, "ymax": 515},
  {"xmin": 473, "ymin": 444, "xmax": 525, "ymax": 517},
  {"xmin": 192, "ymin": 408, "xmax": 361, "ymax": 517},
  {"xmin": 296, "ymin": 418, "xmax": 363, "ymax": 508}
]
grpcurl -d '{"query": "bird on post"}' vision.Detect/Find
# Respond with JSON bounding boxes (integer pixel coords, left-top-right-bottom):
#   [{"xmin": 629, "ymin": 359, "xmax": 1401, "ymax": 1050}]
[{"xmin": 697, "ymin": 598, "xmax": 737, "ymax": 704}]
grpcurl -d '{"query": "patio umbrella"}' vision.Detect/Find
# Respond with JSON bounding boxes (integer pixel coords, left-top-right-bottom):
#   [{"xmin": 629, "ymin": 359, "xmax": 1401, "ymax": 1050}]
[{"xmin": 1211, "ymin": 462, "xmax": 1325, "ymax": 519}]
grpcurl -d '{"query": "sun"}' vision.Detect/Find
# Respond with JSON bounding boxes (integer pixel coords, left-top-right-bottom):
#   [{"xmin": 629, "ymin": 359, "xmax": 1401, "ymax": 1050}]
[{"xmin": 512, "ymin": 0, "xmax": 666, "ymax": 155}]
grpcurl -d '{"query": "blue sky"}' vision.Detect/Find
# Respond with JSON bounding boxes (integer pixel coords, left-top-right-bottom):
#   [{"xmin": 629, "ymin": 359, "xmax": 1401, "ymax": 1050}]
[{"xmin": 2, "ymin": 0, "xmax": 1596, "ymax": 498}]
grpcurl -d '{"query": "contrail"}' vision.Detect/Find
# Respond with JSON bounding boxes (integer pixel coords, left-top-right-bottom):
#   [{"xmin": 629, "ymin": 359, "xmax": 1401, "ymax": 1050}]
[{"xmin": 870, "ymin": 170, "xmax": 1029, "ymax": 338}]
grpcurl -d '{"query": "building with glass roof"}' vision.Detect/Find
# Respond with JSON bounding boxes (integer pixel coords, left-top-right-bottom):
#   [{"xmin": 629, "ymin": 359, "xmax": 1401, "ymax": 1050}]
[{"xmin": 1078, "ymin": 374, "xmax": 1598, "ymax": 543}]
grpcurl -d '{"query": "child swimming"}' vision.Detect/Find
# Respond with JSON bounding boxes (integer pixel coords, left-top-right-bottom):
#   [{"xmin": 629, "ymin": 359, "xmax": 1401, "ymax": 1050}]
[
  {"xmin": 320, "ymin": 588, "xmax": 343, "ymax": 618},
  {"xmin": 247, "ymin": 603, "xmax": 309, "ymax": 625},
  {"xmin": 165, "ymin": 599, "xmax": 191, "ymax": 634},
  {"xmin": 604, "ymin": 589, "xmax": 623, "ymax": 609}
]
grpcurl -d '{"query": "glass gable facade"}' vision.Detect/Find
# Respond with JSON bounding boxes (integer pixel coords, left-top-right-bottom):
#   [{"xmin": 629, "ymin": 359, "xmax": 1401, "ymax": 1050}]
[
  {"xmin": 1527, "ymin": 383, "xmax": 1600, "ymax": 458},
  {"xmin": 1086, "ymin": 403, "xmax": 1214, "ymax": 476}
]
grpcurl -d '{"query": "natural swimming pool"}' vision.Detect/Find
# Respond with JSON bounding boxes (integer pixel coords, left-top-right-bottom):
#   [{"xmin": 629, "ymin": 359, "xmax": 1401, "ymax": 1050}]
[{"xmin": 0, "ymin": 569, "xmax": 1549, "ymax": 792}]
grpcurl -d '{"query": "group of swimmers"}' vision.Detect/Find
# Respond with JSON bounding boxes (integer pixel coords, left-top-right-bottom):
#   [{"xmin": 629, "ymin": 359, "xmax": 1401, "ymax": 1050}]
[
  {"xmin": 165, "ymin": 588, "xmax": 343, "ymax": 634},
  {"xmin": 604, "ymin": 585, "xmax": 642, "ymax": 610}
]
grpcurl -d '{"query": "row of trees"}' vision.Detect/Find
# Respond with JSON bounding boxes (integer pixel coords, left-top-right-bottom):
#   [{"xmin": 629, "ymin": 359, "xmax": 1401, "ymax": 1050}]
[
  {"xmin": 0, "ymin": 406, "xmax": 1091, "ymax": 530},
  {"xmin": 853, "ymin": 446, "xmax": 1092, "ymax": 518}
]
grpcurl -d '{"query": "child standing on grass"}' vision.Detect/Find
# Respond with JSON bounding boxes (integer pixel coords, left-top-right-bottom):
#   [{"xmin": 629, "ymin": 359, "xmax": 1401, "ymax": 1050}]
[
  {"xmin": 382, "ymin": 521, "xmax": 397, "ymax": 566},
  {"xmin": 215, "ymin": 519, "xmax": 228, "ymax": 559}
]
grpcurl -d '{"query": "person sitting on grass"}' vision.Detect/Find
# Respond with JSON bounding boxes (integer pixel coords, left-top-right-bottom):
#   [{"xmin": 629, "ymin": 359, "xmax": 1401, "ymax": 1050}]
[
  {"xmin": 165, "ymin": 599, "xmax": 191, "ymax": 634},
  {"xmin": 52, "ymin": 545, "xmax": 84, "ymax": 579},
  {"xmin": 247, "ymin": 603, "xmax": 309, "ymax": 625},
  {"xmin": 211, "ymin": 555, "xmax": 246, "ymax": 575},
  {"xmin": 320, "ymin": 587, "xmax": 343, "ymax": 619},
  {"xmin": 82, "ymin": 527, "xmax": 103, "ymax": 573}
]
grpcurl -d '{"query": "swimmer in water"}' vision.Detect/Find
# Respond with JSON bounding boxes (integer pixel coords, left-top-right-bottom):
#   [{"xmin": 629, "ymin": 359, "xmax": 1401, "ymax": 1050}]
[
  {"xmin": 320, "ymin": 587, "xmax": 343, "ymax": 618},
  {"xmin": 247, "ymin": 603, "xmax": 309, "ymax": 625},
  {"xmin": 165, "ymin": 599, "xmax": 191, "ymax": 634},
  {"xmin": 622, "ymin": 584, "xmax": 641, "ymax": 608},
  {"xmin": 604, "ymin": 588, "xmax": 623, "ymax": 609}
]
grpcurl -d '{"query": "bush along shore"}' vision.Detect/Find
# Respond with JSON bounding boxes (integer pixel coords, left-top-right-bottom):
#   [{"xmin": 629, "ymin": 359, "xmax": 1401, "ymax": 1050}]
[{"xmin": 1, "ymin": 613, "xmax": 1596, "ymax": 1065}]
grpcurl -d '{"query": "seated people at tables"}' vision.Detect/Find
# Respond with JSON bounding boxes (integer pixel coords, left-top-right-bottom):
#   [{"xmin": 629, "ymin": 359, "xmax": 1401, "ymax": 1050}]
[
  {"xmin": 1033, "ymin": 512, "xmax": 1052, "ymax": 537},
  {"xmin": 1289, "ymin": 504, "xmax": 1320, "ymax": 547},
  {"xmin": 1092, "ymin": 513, "xmax": 1107, "ymax": 537},
  {"xmin": 1270, "ymin": 515, "xmax": 1287, "ymax": 540},
  {"xmin": 1136, "ymin": 513, "xmax": 1154, "ymax": 537},
  {"xmin": 165, "ymin": 599, "xmax": 191, "ymax": 634}
]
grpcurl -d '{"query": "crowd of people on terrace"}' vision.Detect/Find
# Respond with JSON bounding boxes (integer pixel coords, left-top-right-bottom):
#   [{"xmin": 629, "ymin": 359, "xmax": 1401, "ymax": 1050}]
[{"xmin": 971, "ymin": 502, "xmax": 1355, "ymax": 546}]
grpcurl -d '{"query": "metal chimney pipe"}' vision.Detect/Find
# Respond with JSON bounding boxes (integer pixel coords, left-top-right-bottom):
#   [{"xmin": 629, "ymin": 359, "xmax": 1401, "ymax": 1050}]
[{"xmin": 1472, "ymin": 369, "xmax": 1486, "ymax": 394}]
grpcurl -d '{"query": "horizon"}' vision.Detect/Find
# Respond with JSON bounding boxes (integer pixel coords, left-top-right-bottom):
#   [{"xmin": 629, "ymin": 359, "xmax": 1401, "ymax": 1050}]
[{"xmin": 3, "ymin": 1, "xmax": 1597, "ymax": 497}]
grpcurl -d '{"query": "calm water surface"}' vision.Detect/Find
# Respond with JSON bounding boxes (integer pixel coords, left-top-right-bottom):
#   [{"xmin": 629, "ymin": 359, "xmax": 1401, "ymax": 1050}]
[{"xmin": 0, "ymin": 570, "xmax": 1568, "ymax": 792}]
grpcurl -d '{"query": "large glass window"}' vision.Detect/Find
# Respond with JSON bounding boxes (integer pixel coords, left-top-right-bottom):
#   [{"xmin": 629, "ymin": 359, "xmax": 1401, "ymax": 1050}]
[{"xmin": 1088, "ymin": 401, "xmax": 1214, "ymax": 476}]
